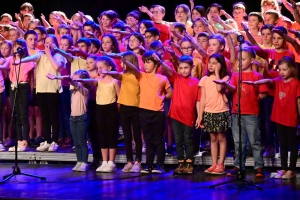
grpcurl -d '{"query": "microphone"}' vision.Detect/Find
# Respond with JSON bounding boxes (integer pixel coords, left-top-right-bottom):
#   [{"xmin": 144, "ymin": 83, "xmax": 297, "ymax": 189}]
[
  {"xmin": 14, "ymin": 47, "xmax": 25, "ymax": 55},
  {"xmin": 237, "ymin": 35, "xmax": 244, "ymax": 43}
]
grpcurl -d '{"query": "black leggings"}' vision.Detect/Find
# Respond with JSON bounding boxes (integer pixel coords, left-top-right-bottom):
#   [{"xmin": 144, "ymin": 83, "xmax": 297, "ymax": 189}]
[
  {"xmin": 88, "ymin": 99, "xmax": 101, "ymax": 159},
  {"xmin": 10, "ymin": 84, "xmax": 30, "ymax": 141},
  {"xmin": 276, "ymin": 123, "xmax": 298, "ymax": 171},
  {"xmin": 96, "ymin": 103, "xmax": 118, "ymax": 149},
  {"xmin": 37, "ymin": 92, "xmax": 60, "ymax": 143},
  {"xmin": 120, "ymin": 104, "xmax": 142, "ymax": 162}
]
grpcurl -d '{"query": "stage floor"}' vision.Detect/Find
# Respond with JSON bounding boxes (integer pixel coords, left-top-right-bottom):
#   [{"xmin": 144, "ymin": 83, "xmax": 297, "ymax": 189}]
[
  {"xmin": 0, "ymin": 163, "xmax": 299, "ymax": 200},
  {"xmin": 0, "ymin": 146, "xmax": 300, "ymax": 168}
]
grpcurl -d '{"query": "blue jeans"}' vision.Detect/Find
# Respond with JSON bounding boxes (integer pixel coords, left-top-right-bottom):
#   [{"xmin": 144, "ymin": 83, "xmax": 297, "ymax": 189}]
[
  {"xmin": 59, "ymin": 87, "xmax": 71, "ymax": 139},
  {"xmin": 232, "ymin": 114, "xmax": 264, "ymax": 169},
  {"xmin": 70, "ymin": 114, "xmax": 88, "ymax": 163}
]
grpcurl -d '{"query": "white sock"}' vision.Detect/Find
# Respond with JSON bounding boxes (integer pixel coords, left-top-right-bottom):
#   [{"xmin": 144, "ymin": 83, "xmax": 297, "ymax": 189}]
[
  {"xmin": 108, "ymin": 161, "xmax": 114, "ymax": 165},
  {"xmin": 102, "ymin": 161, "xmax": 108, "ymax": 165}
]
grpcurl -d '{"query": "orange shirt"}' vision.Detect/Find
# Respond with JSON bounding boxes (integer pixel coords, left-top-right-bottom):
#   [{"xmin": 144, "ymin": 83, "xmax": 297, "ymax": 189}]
[{"xmin": 138, "ymin": 72, "xmax": 171, "ymax": 111}]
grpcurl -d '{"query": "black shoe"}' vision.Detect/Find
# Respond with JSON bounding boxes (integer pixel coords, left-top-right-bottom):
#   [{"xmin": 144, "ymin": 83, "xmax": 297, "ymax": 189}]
[
  {"xmin": 28, "ymin": 138, "xmax": 35, "ymax": 147},
  {"xmin": 255, "ymin": 168, "xmax": 265, "ymax": 178},
  {"xmin": 141, "ymin": 165, "xmax": 153, "ymax": 174},
  {"xmin": 34, "ymin": 137, "xmax": 43, "ymax": 147},
  {"xmin": 152, "ymin": 164, "xmax": 165, "ymax": 174},
  {"xmin": 89, "ymin": 159, "xmax": 100, "ymax": 169},
  {"xmin": 166, "ymin": 146, "xmax": 174, "ymax": 155}
]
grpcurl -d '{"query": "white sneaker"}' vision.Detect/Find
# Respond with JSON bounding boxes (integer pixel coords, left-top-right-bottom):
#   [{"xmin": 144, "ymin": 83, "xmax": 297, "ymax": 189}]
[
  {"xmin": 48, "ymin": 142, "xmax": 58, "ymax": 152},
  {"xmin": 36, "ymin": 142, "xmax": 50, "ymax": 152},
  {"xmin": 102, "ymin": 162, "xmax": 116, "ymax": 173},
  {"xmin": 8, "ymin": 141, "xmax": 28, "ymax": 152},
  {"xmin": 77, "ymin": 162, "xmax": 88, "ymax": 172},
  {"xmin": 96, "ymin": 162, "xmax": 108, "ymax": 172},
  {"xmin": 122, "ymin": 162, "xmax": 133, "ymax": 172},
  {"xmin": 72, "ymin": 162, "xmax": 82, "ymax": 171},
  {"xmin": 130, "ymin": 161, "xmax": 142, "ymax": 173},
  {"xmin": 17, "ymin": 141, "xmax": 28, "ymax": 152},
  {"xmin": 0, "ymin": 143, "xmax": 6, "ymax": 151}
]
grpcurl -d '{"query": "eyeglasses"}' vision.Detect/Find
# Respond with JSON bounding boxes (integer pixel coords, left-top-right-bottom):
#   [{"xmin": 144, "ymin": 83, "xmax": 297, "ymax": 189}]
[
  {"xmin": 152, "ymin": 11, "xmax": 161, "ymax": 14},
  {"xmin": 145, "ymin": 35, "xmax": 154, "ymax": 39},
  {"xmin": 176, "ymin": 11, "xmax": 185, "ymax": 14},
  {"xmin": 181, "ymin": 46, "xmax": 193, "ymax": 51}
]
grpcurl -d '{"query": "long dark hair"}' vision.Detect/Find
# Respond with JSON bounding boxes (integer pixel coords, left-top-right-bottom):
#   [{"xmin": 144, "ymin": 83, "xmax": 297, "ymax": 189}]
[
  {"xmin": 15, "ymin": 39, "xmax": 29, "ymax": 58},
  {"xmin": 102, "ymin": 34, "xmax": 120, "ymax": 53},
  {"xmin": 206, "ymin": 53, "xmax": 229, "ymax": 79}
]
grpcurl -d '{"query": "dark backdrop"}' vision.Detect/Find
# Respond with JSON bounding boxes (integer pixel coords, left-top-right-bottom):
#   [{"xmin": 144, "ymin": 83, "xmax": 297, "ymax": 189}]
[{"xmin": 0, "ymin": 0, "xmax": 292, "ymax": 23}]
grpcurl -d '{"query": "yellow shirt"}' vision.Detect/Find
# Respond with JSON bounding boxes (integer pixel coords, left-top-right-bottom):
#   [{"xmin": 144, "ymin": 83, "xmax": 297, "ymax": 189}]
[
  {"xmin": 36, "ymin": 53, "xmax": 66, "ymax": 93},
  {"xmin": 96, "ymin": 79, "xmax": 117, "ymax": 105},
  {"xmin": 117, "ymin": 73, "xmax": 140, "ymax": 107},
  {"xmin": 70, "ymin": 57, "xmax": 86, "ymax": 90}
]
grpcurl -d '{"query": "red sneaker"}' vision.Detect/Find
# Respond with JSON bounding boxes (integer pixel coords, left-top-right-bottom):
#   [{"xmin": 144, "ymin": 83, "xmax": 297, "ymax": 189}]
[
  {"xmin": 204, "ymin": 164, "xmax": 216, "ymax": 174},
  {"xmin": 211, "ymin": 164, "xmax": 225, "ymax": 175}
]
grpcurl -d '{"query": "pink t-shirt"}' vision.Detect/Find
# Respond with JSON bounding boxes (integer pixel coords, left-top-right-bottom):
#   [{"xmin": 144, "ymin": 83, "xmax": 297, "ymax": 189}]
[
  {"xmin": 60, "ymin": 62, "xmax": 71, "ymax": 87},
  {"xmin": 199, "ymin": 75, "xmax": 230, "ymax": 113},
  {"xmin": 8, "ymin": 57, "xmax": 35, "ymax": 83}
]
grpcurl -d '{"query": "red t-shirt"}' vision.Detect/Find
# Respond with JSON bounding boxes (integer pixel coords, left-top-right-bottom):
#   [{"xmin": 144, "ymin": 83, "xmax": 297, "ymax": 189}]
[
  {"xmin": 119, "ymin": 43, "xmax": 127, "ymax": 52},
  {"xmin": 154, "ymin": 23, "xmax": 171, "ymax": 43},
  {"xmin": 230, "ymin": 71, "xmax": 268, "ymax": 115},
  {"xmin": 204, "ymin": 54, "xmax": 232, "ymax": 76},
  {"xmin": 271, "ymin": 77, "xmax": 300, "ymax": 127},
  {"xmin": 36, "ymin": 44, "xmax": 45, "ymax": 50},
  {"xmin": 168, "ymin": 71, "xmax": 200, "ymax": 127},
  {"xmin": 253, "ymin": 48, "xmax": 295, "ymax": 62}
]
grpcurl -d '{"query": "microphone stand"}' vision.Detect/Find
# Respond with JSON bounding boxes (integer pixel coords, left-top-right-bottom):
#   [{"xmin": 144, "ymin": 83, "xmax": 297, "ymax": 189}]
[
  {"xmin": 1, "ymin": 52, "xmax": 46, "ymax": 184},
  {"xmin": 210, "ymin": 35, "xmax": 262, "ymax": 190}
]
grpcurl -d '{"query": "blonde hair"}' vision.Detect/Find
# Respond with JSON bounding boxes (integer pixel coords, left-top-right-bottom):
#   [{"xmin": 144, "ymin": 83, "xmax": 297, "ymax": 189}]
[{"xmin": 261, "ymin": 0, "xmax": 280, "ymax": 14}]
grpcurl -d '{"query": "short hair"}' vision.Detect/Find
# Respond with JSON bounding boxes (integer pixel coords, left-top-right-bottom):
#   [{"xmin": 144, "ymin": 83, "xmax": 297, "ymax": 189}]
[
  {"xmin": 261, "ymin": 0, "xmax": 280, "ymax": 13},
  {"xmin": 57, "ymin": 24, "xmax": 70, "ymax": 34},
  {"xmin": 248, "ymin": 12, "xmax": 264, "ymax": 23},
  {"xmin": 142, "ymin": 50, "xmax": 162, "ymax": 66},
  {"xmin": 100, "ymin": 10, "xmax": 118, "ymax": 21},
  {"xmin": 179, "ymin": 55, "xmax": 194, "ymax": 67},
  {"xmin": 20, "ymin": 2, "xmax": 34, "ymax": 11},
  {"xmin": 138, "ymin": 20, "xmax": 154, "ymax": 30},
  {"xmin": 264, "ymin": 9, "xmax": 280, "ymax": 21},
  {"xmin": 46, "ymin": 27, "xmax": 55, "ymax": 35},
  {"xmin": 61, "ymin": 34, "xmax": 73, "ymax": 46},
  {"xmin": 149, "ymin": 40, "xmax": 164, "ymax": 51},
  {"xmin": 112, "ymin": 22, "xmax": 126, "ymax": 31},
  {"xmin": 97, "ymin": 56, "xmax": 117, "ymax": 71},
  {"xmin": 152, "ymin": 5, "xmax": 166, "ymax": 14},
  {"xmin": 209, "ymin": 34, "xmax": 226, "ymax": 50},
  {"xmin": 174, "ymin": 23, "xmax": 186, "ymax": 33},
  {"xmin": 126, "ymin": 10, "xmax": 141, "ymax": 21},
  {"xmin": 34, "ymin": 26, "xmax": 47, "ymax": 35},
  {"xmin": 232, "ymin": 2, "xmax": 246, "ymax": 11},
  {"xmin": 145, "ymin": 28, "xmax": 160, "ymax": 37},
  {"xmin": 0, "ymin": 13, "xmax": 12, "ymax": 21},
  {"xmin": 24, "ymin": 30, "xmax": 37, "ymax": 40},
  {"xmin": 242, "ymin": 46, "xmax": 256, "ymax": 59},
  {"xmin": 90, "ymin": 38, "xmax": 101, "ymax": 52},
  {"xmin": 274, "ymin": 26, "xmax": 287, "ymax": 35},
  {"xmin": 83, "ymin": 20, "xmax": 96, "ymax": 31},
  {"xmin": 198, "ymin": 32, "xmax": 210, "ymax": 39},
  {"xmin": 76, "ymin": 37, "xmax": 91, "ymax": 47},
  {"xmin": 260, "ymin": 24, "xmax": 274, "ymax": 32},
  {"xmin": 278, "ymin": 56, "xmax": 298, "ymax": 78}
]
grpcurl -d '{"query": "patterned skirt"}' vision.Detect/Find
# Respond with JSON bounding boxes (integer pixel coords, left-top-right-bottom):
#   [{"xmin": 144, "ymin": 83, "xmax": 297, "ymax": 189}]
[{"xmin": 203, "ymin": 111, "xmax": 231, "ymax": 133}]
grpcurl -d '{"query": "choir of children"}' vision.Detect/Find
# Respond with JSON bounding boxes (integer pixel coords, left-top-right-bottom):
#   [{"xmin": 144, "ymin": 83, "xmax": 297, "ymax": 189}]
[{"xmin": 0, "ymin": 1, "xmax": 299, "ymax": 179}]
